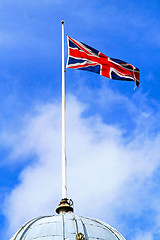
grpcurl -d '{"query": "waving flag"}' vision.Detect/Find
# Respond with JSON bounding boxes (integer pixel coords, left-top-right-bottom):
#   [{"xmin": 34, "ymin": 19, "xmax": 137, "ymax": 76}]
[{"xmin": 66, "ymin": 36, "xmax": 140, "ymax": 87}]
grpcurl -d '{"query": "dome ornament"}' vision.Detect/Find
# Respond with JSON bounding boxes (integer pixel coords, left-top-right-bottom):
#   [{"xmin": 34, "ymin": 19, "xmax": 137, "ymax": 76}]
[
  {"xmin": 56, "ymin": 198, "xmax": 74, "ymax": 214},
  {"xmin": 76, "ymin": 233, "xmax": 85, "ymax": 240}
]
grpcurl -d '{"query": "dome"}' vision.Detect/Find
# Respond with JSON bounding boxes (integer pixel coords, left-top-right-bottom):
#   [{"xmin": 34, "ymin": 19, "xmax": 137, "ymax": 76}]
[{"xmin": 10, "ymin": 212, "xmax": 126, "ymax": 240}]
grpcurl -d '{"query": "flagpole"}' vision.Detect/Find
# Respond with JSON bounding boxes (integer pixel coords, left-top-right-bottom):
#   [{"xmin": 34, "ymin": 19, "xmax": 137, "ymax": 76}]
[
  {"xmin": 56, "ymin": 21, "xmax": 74, "ymax": 214},
  {"xmin": 61, "ymin": 20, "xmax": 67, "ymax": 200}
]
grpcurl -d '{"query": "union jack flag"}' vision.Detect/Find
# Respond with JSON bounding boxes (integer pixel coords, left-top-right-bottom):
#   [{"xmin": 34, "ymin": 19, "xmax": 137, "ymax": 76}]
[{"xmin": 66, "ymin": 36, "xmax": 140, "ymax": 87}]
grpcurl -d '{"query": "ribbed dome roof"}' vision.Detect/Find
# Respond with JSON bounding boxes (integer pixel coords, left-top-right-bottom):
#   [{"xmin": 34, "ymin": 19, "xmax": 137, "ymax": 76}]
[{"xmin": 10, "ymin": 212, "xmax": 126, "ymax": 240}]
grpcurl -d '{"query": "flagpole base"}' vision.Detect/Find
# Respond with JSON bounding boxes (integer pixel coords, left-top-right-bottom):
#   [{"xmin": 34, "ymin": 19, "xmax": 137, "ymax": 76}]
[{"xmin": 56, "ymin": 198, "xmax": 74, "ymax": 214}]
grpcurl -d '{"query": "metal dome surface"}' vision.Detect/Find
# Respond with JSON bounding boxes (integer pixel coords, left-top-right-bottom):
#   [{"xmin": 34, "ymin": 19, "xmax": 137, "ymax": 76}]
[{"xmin": 10, "ymin": 212, "xmax": 126, "ymax": 240}]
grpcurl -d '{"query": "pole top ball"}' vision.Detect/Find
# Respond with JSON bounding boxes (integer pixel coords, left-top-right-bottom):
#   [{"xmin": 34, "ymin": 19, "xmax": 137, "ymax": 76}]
[{"xmin": 61, "ymin": 20, "xmax": 65, "ymax": 24}]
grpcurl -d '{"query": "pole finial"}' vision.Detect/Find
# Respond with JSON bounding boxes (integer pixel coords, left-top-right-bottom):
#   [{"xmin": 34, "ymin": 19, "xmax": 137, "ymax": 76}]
[{"xmin": 61, "ymin": 20, "xmax": 65, "ymax": 24}]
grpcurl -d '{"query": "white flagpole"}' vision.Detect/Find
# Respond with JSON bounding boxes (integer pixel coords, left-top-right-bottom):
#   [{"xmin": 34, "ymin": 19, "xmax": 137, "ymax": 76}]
[
  {"xmin": 55, "ymin": 21, "xmax": 73, "ymax": 214},
  {"xmin": 61, "ymin": 20, "xmax": 67, "ymax": 199}
]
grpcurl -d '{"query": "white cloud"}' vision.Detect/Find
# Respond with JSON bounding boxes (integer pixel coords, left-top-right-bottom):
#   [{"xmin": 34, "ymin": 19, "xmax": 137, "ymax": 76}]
[
  {"xmin": 2, "ymin": 94, "xmax": 160, "ymax": 239},
  {"xmin": 133, "ymin": 231, "xmax": 153, "ymax": 240}
]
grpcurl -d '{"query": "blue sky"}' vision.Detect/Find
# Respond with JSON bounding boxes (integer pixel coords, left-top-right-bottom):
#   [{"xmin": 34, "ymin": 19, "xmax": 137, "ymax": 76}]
[{"xmin": 0, "ymin": 0, "xmax": 160, "ymax": 239}]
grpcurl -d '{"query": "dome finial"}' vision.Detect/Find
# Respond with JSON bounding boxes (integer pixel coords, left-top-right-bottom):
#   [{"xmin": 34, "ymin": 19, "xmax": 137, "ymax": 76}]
[{"xmin": 56, "ymin": 198, "xmax": 74, "ymax": 214}]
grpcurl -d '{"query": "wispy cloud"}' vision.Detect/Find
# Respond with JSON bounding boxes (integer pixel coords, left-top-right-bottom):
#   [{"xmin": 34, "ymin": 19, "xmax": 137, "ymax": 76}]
[{"xmin": 1, "ymin": 92, "xmax": 160, "ymax": 240}]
